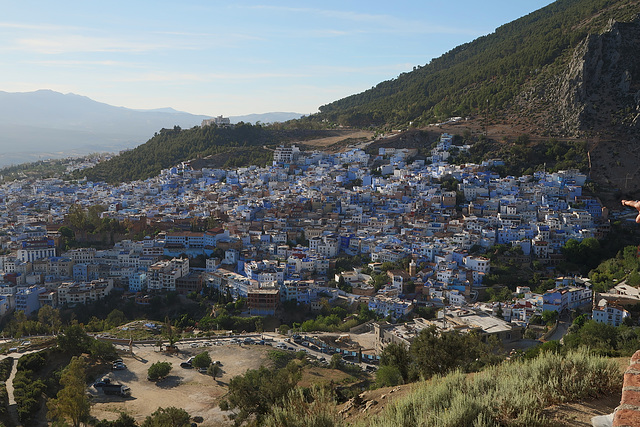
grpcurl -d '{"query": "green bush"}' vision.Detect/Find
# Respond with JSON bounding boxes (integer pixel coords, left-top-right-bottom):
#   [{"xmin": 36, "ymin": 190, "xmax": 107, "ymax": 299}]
[
  {"xmin": 263, "ymin": 386, "xmax": 345, "ymax": 427},
  {"xmin": 0, "ymin": 358, "xmax": 13, "ymax": 381},
  {"xmin": 147, "ymin": 361, "xmax": 172, "ymax": 381},
  {"xmin": 375, "ymin": 365, "xmax": 403, "ymax": 388},
  {"xmin": 192, "ymin": 352, "xmax": 211, "ymax": 369}
]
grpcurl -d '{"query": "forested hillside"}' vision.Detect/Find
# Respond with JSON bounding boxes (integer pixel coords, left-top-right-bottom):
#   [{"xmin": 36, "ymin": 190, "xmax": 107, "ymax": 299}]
[
  {"xmin": 309, "ymin": 0, "xmax": 640, "ymax": 128},
  {"xmin": 75, "ymin": 125, "xmax": 333, "ymax": 183}
]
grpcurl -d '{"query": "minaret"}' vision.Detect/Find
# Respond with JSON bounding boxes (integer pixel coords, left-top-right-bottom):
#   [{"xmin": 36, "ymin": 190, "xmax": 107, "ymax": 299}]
[{"xmin": 409, "ymin": 259, "xmax": 416, "ymax": 277}]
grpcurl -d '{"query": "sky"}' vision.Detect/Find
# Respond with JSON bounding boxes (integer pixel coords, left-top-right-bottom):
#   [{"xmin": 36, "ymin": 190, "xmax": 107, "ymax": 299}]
[{"xmin": 1, "ymin": 0, "xmax": 556, "ymax": 117}]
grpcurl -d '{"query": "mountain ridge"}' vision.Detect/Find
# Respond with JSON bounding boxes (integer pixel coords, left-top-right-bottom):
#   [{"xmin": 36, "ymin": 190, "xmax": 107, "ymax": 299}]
[
  {"xmin": 309, "ymin": 0, "xmax": 640, "ymax": 132},
  {"xmin": 0, "ymin": 90, "xmax": 303, "ymax": 167}
]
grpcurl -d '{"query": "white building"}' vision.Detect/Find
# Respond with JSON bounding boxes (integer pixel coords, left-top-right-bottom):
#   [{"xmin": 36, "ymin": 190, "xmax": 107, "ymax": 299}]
[
  {"xmin": 202, "ymin": 115, "xmax": 231, "ymax": 127},
  {"xmin": 592, "ymin": 299, "xmax": 629, "ymax": 327},
  {"xmin": 273, "ymin": 145, "xmax": 300, "ymax": 165}
]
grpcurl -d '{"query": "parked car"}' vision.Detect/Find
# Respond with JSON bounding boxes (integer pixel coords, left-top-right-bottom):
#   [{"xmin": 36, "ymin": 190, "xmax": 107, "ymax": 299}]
[
  {"xmin": 198, "ymin": 367, "xmax": 208, "ymax": 374},
  {"xmin": 112, "ymin": 362, "xmax": 126, "ymax": 370},
  {"xmin": 180, "ymin": 361, "xmax": 193, "ymax": 369},
  {"xmin": 93, "ymin": 378, "xmax": 111, "ymax": 388},
  {"xmin": 190, "ymin": 342, "xmax": 199, "ymax": 348},
  {"xmin": 243, "ymin": 337, "xmax": 253, "ymax": 344}
]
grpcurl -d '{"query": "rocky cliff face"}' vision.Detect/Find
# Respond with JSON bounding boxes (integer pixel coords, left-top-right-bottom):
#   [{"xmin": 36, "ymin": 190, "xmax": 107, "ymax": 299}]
[
  {"xmin": 516, "ymin": 15, "xmax": 640, "ymax": 139},
  {"xmin": 510, "ymin": 15, "xmax": 640, "ymax": 201},
  {"xmin": 564, "ymin": 17, "xmax": 640, "ymax": 135}
]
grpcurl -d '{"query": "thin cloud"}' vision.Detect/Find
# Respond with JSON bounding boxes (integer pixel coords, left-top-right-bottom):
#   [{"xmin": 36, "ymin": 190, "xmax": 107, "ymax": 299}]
[
  {"xmin": 25, "ymin": 59, "xmax": 142, "ymax": 68},
  {"xmin": 243, "ymin": 5, "xmax": 479, "ymax": 36},
  {"xmin": 114, "ymin": 71, "xmax": 308, "ymax": 83},
  {"xmin": 155, "ymin": 30, "xmax": 262, "ymax": 41},
  {"xmin": 11, "ymin": 35, "xmax": 194, "ymax": 55},
  {"xmin": 0, "ymin": 21, "xmax": 84, "ymax": 31}
]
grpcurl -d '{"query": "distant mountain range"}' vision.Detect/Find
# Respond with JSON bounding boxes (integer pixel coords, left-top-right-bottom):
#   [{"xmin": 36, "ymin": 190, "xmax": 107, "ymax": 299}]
[
  {"xmin": 0, "ymin": 90, "xmax": 302, "ymax": 167},
  {"xmin": 229, "ymin": 112, "xmax": 304, "ymax": 124}
]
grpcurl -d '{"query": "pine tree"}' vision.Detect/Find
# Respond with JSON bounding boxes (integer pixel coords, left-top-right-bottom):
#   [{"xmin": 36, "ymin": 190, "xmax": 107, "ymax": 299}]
[{"xmin": 47, "ymin": 356, "xmax": 90, "ymax": 427}]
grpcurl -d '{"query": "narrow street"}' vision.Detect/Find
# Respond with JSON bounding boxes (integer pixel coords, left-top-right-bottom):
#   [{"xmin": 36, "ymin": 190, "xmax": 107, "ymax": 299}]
[{"xmin": 547, "ymin": 320, "xmax": 571, "ymax": 343}]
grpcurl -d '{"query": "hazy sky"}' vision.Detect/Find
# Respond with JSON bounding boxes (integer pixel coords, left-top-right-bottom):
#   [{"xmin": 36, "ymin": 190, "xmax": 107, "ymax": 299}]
[{"xmin": 1, "ymin": 1, "xmax": 555, "ymax": 116}]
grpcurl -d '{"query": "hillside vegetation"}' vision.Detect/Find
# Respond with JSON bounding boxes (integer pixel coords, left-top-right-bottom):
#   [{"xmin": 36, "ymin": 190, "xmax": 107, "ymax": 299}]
[
  {"xmin": 310, "ymin": 0, "xmax": 640, "ymax": 128},
  {"xmin": 75, "ymin": 125, "xmax": 340, "ymax": 183},
  {"xmin": 262, "ymin": 350, "xmax": 621, "ymax": 427}
]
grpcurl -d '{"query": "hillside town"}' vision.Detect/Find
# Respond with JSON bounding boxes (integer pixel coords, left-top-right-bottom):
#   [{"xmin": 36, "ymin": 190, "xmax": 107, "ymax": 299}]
[{"xmin": 0, "ymin": 133, "xmax": 630, "ymax": 354}]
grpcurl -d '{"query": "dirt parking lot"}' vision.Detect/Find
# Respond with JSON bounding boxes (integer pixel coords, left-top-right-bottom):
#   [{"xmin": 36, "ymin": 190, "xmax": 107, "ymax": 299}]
[{"xmin": 90, "ymin": 341, "xmax": 272, "ymax": 426}]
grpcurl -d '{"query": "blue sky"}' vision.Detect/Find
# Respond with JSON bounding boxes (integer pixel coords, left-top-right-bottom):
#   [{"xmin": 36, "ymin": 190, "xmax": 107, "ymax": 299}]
[{"xmin": 1, "ymin": 1, "xmax": 555, "ymax": 116}]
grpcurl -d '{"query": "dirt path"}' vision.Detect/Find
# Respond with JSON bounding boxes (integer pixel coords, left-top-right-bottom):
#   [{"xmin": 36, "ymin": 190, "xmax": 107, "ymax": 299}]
[
  {"xmin": 90, "ymin": 342, "xmax": 272, "ymax": 426},
  {"xmin": 6, "ymin": 358, "xmax": 20, "ymax": 426},
  {"xmin": 296, "ymin": 130, "xmax": 373, "ymax": 151}
]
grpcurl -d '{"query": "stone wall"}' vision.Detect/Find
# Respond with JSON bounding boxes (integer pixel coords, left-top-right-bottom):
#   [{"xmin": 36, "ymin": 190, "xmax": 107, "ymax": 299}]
[{"xmin": 613, "ymin": 350, "xmax": 640, "ymax": 427}]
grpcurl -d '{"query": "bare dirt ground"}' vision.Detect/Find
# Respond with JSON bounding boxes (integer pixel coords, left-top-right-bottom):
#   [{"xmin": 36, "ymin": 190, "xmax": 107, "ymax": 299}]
[
  {"xmin": 89, "ymin": 342, "xmax": 272, "ymax": 426},
  {"xmin": 543, "ymin": 394, "xmax": 621, "ymax": 426},
  {"xmin": 296, "ymin": 130, "xmax": 374, "ymax": 151}
]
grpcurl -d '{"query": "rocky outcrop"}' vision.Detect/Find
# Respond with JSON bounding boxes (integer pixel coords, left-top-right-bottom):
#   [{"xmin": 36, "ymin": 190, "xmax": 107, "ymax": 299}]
[
  {"xmin": 562, "ymin": 18, "xmax": 640, "ymax": 134},
  {"xmin": 517, "ymin": 15, "xmax": 640, "ymax": 138}
]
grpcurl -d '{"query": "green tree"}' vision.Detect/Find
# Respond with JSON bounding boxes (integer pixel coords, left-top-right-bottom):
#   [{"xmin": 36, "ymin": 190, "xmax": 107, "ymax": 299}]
[
  {"xmin": 147, "ymin": 361, "xmax": 172, "ymax": 381},
  {"xmin": 47, "ymin": 356, "xmax": 90, "ymax": 427},
  {"xmin": 219, "ymin": 363, "xmax": 301, "ymax": 425},
  {"xmin": 329, "ymin": 353, "xmax": 343, "ymax": 369},
  {"xmin": 410, "ymin": 326, "xmax": 500, "ymax": 380},
  {"xmin": 380, "ymin": 342, "xmax": 411, "ymax": 383},
  {"xmin": 192, "ymin": 351, "xmax": 212, "ymax": 369},
  {"xmin": 90, "ymin": 339, "xmax": 118, "ymax": 361},
  {"xmin": 58, "ymin": 225, "xmax": 76, "ymax": 249},
  {"xmin": 162, "ymin": 317, "xmax": 179, "ymax": 348},
  {"xmin": 278, "ymin": 324, "xmax": 290, "ymax": 335},
  {"xmin": 37, "ymin": 305, "xmax": 62, "ymax": 333},
  {"xmin": 95, "ymin": 412, "xmax": 138, "ymax": 427},
  {"xmin": 541, "ymin": 310, "xmax": 558, "ymax": 326},
  {"xmin": 208, "ymin": 363, "xmax": 222, "ymax": 380},
  {"xmin": 106, "ymin": 309, "xmax": 127, "ymax": 328},
  {"xmin": 142, "ymin": 407, "xmax": 190, "ymax": 427},
  {"xmin": 57, "ymin": 324, "xmax": 92, "ymax": 355},
  {"xmin": 375, "ymin": 365, "xmax": 404, "ymax": 387}
]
